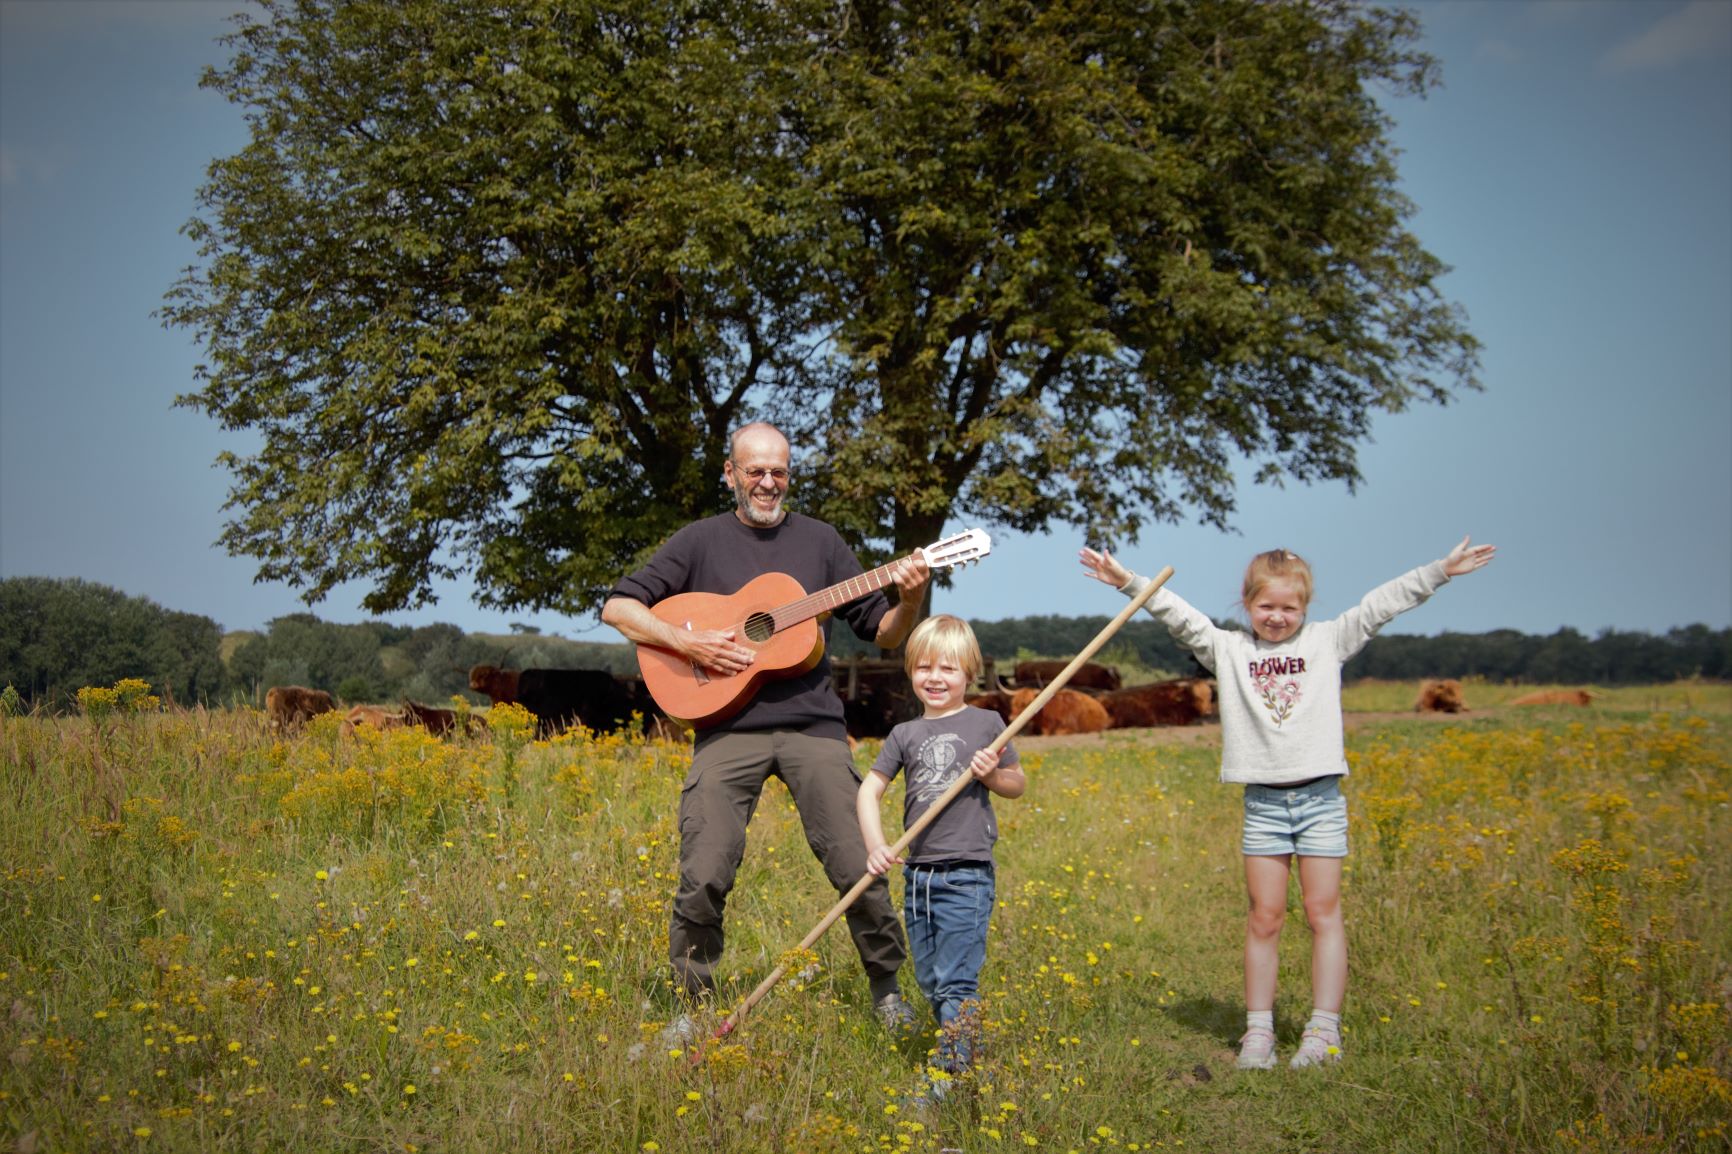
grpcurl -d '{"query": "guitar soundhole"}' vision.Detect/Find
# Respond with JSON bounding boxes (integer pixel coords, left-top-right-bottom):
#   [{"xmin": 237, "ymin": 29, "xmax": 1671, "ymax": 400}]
[{"xmin": 743, "ymin": 612, "xmax": 775, "ymax": 643}]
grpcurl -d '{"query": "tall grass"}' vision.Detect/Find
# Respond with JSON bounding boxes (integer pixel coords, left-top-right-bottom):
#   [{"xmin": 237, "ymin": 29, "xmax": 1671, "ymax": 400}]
[{"xmin": 1, "ymin": 682, "xmax": 1728, "ymax": 1152}]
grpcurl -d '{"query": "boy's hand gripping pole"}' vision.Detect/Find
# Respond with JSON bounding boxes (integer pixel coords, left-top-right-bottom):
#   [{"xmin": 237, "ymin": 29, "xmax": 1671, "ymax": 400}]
[{"xmin": 695, "ymin": 566, "xmax": 1174, "ymax": 1056}]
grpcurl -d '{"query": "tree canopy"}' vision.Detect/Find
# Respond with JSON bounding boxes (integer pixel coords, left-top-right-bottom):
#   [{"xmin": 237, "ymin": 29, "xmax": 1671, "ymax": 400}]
[{"xmin": 166, "ymin": 0, "xmax": 1478, "ymax": 619}]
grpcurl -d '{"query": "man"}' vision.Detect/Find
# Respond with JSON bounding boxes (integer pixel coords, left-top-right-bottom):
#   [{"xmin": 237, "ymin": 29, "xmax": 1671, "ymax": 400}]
[{"xmin": 601, "ymin": 422, "xmax": 931, "ymax": 1028}]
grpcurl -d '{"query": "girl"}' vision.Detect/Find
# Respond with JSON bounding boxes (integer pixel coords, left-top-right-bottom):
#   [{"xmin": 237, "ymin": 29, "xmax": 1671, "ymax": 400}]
[{"xmin": 1080, "ymin": 537, "xmax": 1494, "ymax": 1068}]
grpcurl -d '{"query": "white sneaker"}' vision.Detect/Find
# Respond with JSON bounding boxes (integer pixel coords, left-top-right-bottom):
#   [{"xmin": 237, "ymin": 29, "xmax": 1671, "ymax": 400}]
[
  {"xmin": 658, "ymin": 1014, "xmax": 699, "ymax": 1048},
  {"xmin": 911, "ymin": 1078, "xmax": 951, "ymax": 1109},
  {"xmin": 1289, "ymin": 1027, "xmax": 1341, "ymax": 1068},
  {"xmin": 1236, "ymin": 1026, "xmax": 1277, "ymax": 1070}
]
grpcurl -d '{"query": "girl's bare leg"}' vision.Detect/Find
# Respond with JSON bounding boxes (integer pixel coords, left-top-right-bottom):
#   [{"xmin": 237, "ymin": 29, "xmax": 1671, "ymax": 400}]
[
  {"xmin": 1297, "ymin": 855, "xmax": 1346, "ymax": 1012},
  {"xmin": 1243, "ymin": 854, "xmax": 1292, "ymax": 1011}
]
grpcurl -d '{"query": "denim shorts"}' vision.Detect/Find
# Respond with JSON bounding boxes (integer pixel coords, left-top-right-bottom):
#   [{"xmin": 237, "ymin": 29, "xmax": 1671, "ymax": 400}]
[{"xmin": 1241, "ymin": 776, "xmax": 1349, "ymax": 857}]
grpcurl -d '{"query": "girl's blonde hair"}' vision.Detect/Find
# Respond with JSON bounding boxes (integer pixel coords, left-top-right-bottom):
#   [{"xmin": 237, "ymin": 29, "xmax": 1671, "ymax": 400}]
[
  {"xmin": 1241, "ymin": 549, "xmax": 1314, "ymax": 609},
  {"xmin": 903, "ymin": 614, "xmax": 983, "ymax": 681}
]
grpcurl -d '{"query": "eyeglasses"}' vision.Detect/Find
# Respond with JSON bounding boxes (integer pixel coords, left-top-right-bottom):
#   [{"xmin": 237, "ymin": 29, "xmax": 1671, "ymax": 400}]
[{"xmin": 732, "ymin": 463, "xmax": 791, "ymax": 484}]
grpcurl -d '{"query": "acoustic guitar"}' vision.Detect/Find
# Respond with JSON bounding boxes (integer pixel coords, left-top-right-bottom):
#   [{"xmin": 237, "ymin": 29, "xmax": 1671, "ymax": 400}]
[{"xmin": 637, "ymin": 528, "xmax": 993, "ymax": 727}]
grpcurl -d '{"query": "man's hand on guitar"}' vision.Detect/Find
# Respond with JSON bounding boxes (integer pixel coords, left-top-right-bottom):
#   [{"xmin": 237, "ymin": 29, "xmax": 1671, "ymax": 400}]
[
  {"xmin": 678, "ymin": 628, "xmax": 756, "ymax": 677},
  {"xmin": 886, "ymin": 550, "xmax": 931, "ymax": 598}
]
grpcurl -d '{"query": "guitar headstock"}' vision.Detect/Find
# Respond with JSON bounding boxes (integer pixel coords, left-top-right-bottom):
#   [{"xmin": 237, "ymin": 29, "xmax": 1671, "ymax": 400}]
[{"xmin": 920, "ymin": 527, "xmax": 993, "ymax": 571}]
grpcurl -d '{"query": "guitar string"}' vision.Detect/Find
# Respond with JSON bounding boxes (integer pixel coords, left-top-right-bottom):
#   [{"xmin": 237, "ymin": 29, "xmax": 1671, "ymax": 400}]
[
  {"xmin": 728, "ymin": 560, "xmax": 897, "ymax": 635},
  {"xmin": 724, "ymin": 541, "xmax": 976, "ymax": 635}
]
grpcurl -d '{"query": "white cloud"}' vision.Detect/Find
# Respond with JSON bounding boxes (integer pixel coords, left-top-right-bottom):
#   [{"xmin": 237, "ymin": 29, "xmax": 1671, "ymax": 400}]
[{"xmin": 1604, "ymin": 1, "xmax": 1732, "ymax": 73}]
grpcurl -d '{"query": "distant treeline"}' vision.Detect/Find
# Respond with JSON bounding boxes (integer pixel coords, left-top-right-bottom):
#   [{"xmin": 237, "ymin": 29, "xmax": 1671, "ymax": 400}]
[
  {"xmin": 2, "ymin": 576, "xmax": 1727, "ymax": 710},
  {"xmin": 835, "ymin": 613, "xmax": 1732, "ymax": 687},
  {"xmin": 0, "ymin": 577, "xmax": 229, "ymax": 709},
  {"xmin": 0, "ymin": 578, "xmax": 630, "ymax": 711}
]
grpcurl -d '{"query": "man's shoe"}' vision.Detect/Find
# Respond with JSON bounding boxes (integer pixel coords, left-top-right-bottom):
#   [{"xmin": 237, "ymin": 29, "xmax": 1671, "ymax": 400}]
[{"xmin": 875, "ymin": 992, "xmax": 918, "ymax": 1034}]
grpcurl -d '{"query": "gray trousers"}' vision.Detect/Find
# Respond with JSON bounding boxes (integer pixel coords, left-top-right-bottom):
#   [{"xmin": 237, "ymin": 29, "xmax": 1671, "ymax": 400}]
[{"xmin": 670, "ymin": 729, "xmax": 907, "ymax": 1001}]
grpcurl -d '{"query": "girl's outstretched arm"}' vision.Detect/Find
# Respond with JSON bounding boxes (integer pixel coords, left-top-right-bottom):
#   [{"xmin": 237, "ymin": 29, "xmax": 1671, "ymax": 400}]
[
  {"xmin": 1443, "ymin": 536, "xmax": 1496, "ymax": 577},
  {"xmin": 1079, "ymin": 546, "xmax": 1133, "ymax": 589},
  {"xmin": 1331, "ymin": 540, "xmax": 1493, "ymax": 661},
  {"xmin": 1080, "ymin": 545, "xmax": 1219, "ymax": 670}
]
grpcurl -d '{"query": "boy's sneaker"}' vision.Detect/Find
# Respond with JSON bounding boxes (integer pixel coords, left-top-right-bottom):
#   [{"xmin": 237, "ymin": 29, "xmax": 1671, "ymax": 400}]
[
  {"xmin": 909, "ymin": 1072, "xmax": 952, "ymax": 1109},
  {"xmin": 875, "ymin": 992, "xmax": 918, "ymax": 1034},
  {"xmin": 1289, "ymin": 1027, "xmax": 1342, "ymax": 1068},
  {"xmin": 658, "ymin": 1013, "xmax": 700, "ymax": 1048},
  {"xmin": 1235, "ymin": 1026, "xmax": 1278, "ymax": 1070}
]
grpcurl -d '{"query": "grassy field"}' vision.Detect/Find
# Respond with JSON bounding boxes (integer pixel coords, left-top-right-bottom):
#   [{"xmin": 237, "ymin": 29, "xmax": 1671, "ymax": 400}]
[
  {"xmin": 2, "ymin": 681, "xmax": 1728, "ymax": 1153},
  {"xmin": 1340, "ymin": 677, "xmax": 1732, "ymax": 716}
]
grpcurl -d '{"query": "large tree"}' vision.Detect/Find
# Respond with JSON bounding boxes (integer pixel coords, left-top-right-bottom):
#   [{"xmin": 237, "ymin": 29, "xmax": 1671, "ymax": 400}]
[{"xmin": 166, "ymin": 0, "xmax": 1477, "ymax": 618}]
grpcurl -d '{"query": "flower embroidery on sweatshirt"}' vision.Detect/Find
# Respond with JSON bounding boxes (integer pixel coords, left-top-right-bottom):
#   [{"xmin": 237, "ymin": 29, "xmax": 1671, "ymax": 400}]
[{"xmin": 1254, "ymin": 671, "xmax": 1301, "ymax": 725}]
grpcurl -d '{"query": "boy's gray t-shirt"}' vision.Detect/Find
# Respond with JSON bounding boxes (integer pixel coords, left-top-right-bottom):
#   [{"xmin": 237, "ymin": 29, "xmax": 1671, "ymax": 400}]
[{"xmin": 871, "ymin": 705, "xmax": 1018, "ymax": 864}]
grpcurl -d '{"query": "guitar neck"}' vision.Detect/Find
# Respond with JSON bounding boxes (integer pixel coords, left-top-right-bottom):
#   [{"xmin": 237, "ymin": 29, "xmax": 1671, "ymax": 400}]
[{"xmin": 774, "ymin": 559, "xmax": 903, "ymax": 631}]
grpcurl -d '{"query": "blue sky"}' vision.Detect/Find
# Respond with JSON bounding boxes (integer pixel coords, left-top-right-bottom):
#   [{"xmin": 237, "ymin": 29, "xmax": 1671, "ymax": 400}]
[{"xmin": 2, "ymin": 0, "xmax": 1728, "ymax": 641}]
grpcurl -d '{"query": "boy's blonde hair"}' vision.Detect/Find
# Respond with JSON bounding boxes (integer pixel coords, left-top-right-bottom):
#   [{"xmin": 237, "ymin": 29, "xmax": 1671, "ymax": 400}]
[
  {"xmin": 1241, "ymin": 549, "xmax": 1314, "ymax": 609},
  {"xmin": 903, "ymin": 614, "xmax": 983, "ymax": 681}
]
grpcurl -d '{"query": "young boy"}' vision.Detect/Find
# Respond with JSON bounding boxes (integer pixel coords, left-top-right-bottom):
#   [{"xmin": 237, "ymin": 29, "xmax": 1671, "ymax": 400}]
[{"xmin": 857, "ymin": 614, "xmax": 1025, "ymax": 1081}]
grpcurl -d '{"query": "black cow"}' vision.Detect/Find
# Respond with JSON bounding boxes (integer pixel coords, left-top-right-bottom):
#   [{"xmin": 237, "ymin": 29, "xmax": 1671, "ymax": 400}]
[{"xmin": 471, "ymin": 664, "xmax": 676, "ymax": 738}]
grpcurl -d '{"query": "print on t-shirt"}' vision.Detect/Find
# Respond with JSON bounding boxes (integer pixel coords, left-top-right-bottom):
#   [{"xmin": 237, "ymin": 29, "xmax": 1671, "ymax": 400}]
[{"xmin": 909, "ymin": 732, "xmax": 965, "ymax": 806}]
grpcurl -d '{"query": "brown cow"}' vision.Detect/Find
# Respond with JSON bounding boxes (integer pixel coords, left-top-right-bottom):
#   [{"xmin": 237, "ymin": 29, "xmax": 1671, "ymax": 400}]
[
  {"xmin": 1508, "ymin": 689, "xmax": 1595, "ymax": 707},
  {"xmin": 401, "ymin": 700, "xmax": 479, "ymax": 737},
  {"xmin": 1013, "ymin": 660, "xmax": 1122, "ymax": 692},
  {"xmin": 1415, "ymin": 679, "xmax": 1467, "ymax": 713},
  {"xmin": 265, "ymin": 685, "xmax": 335, "ymax": 731},
  {"xmin": 1098, "ymin": 678, "xmax": 1216, "ymax": 729},
  {"xmin": 965, "ymin": 691, "xmax": 1014, "ymax": 723},
  {"xmin": 1008, "ymin": 687, "xmax": 1111, "ymax": 736},
  {"xmin": 340, "ymin": 704, "xmax": 405, "ymax": 737},
  {"xmin": 469, "ymin": 664, "xmax": 522, "ymax": 705}
]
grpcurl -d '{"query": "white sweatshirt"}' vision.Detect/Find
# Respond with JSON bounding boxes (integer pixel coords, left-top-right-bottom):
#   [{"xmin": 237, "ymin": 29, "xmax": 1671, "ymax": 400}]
[{"xmin": 1119, "ymin": 561, "xmax": 1451, "ymax": 784}]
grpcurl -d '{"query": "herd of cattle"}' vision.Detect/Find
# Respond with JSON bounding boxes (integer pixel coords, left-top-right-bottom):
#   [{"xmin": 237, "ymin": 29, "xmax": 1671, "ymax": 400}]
[
  {"xmin": 263, "ymin": 665, "xmax": 674, "ymax": 739},
  {"xmin": 1406, "ymin": 679, "xmax": 1596, "ymax": 713},
  {"xmin": 961, "ymin": 661, "xmax": 1217, "ymax": 736},
  {"xmin": 262, "ymin": 658, "xmax": 1222, "ymax": 741},
  {"xmin": 262, "ymin": 662, "xmax": 1594, "ymax": 741}
]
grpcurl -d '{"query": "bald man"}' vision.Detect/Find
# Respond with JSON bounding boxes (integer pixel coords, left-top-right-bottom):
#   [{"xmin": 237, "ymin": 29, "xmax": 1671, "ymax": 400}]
[{"xmin": 603, "ymin": 422, "xmax": 930, "ymax": 1029}]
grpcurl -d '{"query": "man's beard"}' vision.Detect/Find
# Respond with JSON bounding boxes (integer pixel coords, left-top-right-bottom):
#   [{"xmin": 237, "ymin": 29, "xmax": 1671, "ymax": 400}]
[{"xmin": 735, "ymin": 484, "xmax": 785, "ymax": 527}]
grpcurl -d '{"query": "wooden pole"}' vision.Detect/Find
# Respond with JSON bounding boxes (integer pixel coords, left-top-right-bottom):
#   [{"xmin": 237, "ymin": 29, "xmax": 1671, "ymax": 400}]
[{"xmin": 698, "ymin": 565, "xmax": 1174, "ymax": 1051}]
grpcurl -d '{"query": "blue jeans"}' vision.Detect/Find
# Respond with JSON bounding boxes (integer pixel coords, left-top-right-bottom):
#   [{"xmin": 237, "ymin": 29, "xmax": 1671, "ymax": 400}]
[{"xmin": 904, "ymin": 860, "xmax": 994, "ymax": 1070}]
